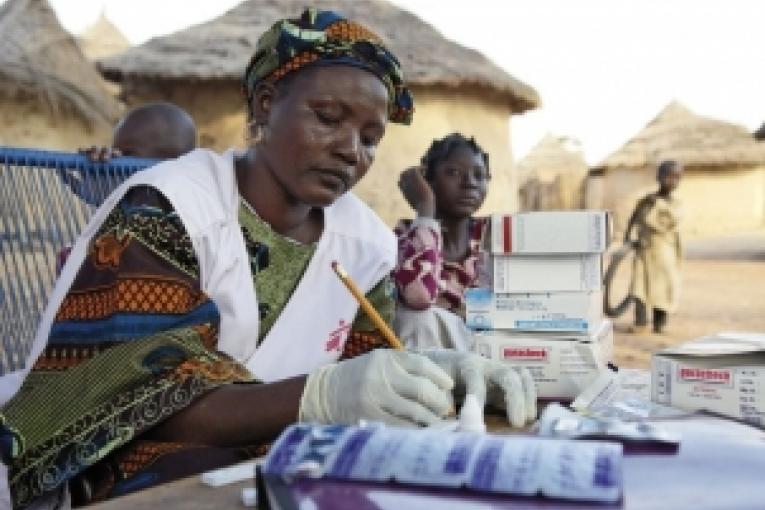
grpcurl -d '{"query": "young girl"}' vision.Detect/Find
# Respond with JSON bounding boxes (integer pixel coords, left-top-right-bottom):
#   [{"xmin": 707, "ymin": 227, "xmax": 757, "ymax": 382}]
[{"xmin": 393, "ymin": 133, "xmax": 491, "ymax": 350}]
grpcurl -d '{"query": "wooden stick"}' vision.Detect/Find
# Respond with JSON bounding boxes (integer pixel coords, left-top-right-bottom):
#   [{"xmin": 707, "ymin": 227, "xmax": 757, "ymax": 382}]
[{"xmin": 331, "ymin": 261, "xmax": 405, "ymax": 351}]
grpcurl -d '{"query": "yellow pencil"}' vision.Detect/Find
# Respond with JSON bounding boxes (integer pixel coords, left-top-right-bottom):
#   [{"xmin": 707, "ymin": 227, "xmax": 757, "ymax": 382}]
[{"xmin": 331, "ymin": 260, "xmax": 405, "ymax": 351}]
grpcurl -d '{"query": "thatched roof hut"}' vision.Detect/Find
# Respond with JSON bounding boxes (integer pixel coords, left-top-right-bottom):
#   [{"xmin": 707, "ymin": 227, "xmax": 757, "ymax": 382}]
[
  {"xmin": 78, "ymin": 12, "xmax": 131, "ymax": 61},
  {"xmin": 97, "ymin": 0, "xmax": 539, "ymax": 224},
  {"xmin": 595, "ymin": 101, "xmax": 765, "ymax": 170},
  {"xmin": 589, "ymin": 101, "xmax": 765, "ymax": 235},
  {"xmin": 0, "ymin": 0, "xmax": 122, "ymax": 130},
  {"xmin": 517, "ymin": 134, "xmax": 587, "ymax": 211},
  {"xmin": 518, "ymin": 134, "xmax": 586, "ymax": 181},
  {"xmin": 99, "ymin": 0, "xmax": 539, "ymax": 113}
]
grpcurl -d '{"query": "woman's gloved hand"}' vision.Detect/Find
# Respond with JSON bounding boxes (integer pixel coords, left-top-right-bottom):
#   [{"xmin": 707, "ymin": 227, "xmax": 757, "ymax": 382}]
[
  {"xmin": 420, "ymin": 350, "xmax": 537, "ymax": 428},
  {"xmin": 299, "ymin": 349, "xmax": 454, "ymax": 427}
]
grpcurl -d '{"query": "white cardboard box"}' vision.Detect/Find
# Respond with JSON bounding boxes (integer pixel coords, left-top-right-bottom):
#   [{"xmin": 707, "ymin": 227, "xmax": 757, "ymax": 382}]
[
  {"xmin": 472, "ymin": 320, "xmax": 613, "ymax": 400},
  {"xmin": 465, "ymin": 288, "xmax": 602, "ymax": 332},
  {"xmin": 651, "ymin": 332, "xmax": 765, "ymax": 426},
  {"xmin": 491, "ymin": 211, "xmax": 610, "ymax": 255},
  {"xmin": 493, "ymin": 254, "xmax": 602, "ymax": 293}
]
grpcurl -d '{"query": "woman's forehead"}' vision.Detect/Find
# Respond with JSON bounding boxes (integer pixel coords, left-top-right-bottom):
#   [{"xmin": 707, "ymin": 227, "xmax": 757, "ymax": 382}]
[{"xmin": 286, "ymin": 66, "xmax": 389, "ymax": 113}]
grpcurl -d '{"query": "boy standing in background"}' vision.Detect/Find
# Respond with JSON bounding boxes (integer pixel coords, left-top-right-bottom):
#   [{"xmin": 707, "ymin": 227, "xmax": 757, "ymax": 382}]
[{"xmin": 625, "ymin": 160, "xmax": 684, "ymax": 334}]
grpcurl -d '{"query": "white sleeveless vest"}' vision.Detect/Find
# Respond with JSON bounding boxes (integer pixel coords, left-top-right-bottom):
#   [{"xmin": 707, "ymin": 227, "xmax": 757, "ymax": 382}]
[{"xmin": 0, "ymin": 148, "xmax": 396, "ymax": 405}]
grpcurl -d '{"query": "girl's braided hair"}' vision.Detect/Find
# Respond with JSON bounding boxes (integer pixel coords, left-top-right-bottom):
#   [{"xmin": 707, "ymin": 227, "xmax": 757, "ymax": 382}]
[{"xmin": 420, "ymin": 133, "xmax": 490, "ymax": 181}]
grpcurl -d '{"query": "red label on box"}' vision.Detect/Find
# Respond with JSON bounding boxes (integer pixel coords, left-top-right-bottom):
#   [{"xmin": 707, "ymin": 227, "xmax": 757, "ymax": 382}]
[
  {"xmin": 678, "ymin": 367, "xmax": 732, "ymax": 384},
  {"xmin": 502, "ymin": 215, "xmax": 512, "ymax": 253},
  {"xmin": 503, "ymin": 346, "xmax": 548, "ymax": 361}
]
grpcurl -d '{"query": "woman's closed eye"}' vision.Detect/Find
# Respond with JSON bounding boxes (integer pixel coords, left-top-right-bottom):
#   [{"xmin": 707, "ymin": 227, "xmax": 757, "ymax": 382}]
[{"xmin": 314, "ymin": 108, "xmax": 342, "ymax": 126}]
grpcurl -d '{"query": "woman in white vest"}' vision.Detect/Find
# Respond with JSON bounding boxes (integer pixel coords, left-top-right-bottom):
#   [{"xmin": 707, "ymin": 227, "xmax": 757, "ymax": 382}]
[{"xmin": 0, "ymin": 9, "xmax": 535, "ymax": 508}]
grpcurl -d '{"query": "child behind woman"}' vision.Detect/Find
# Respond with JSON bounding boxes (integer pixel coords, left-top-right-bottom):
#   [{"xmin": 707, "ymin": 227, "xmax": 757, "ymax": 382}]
[{"xmin": 393, "ymin": 133, "xmax": 492, "ymax": 350}]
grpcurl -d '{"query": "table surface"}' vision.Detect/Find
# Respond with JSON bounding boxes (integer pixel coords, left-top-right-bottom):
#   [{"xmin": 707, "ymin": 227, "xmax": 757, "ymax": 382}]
[{"xmin": 92, "ymin": 413, "xmax": 765, "ymax": 510}]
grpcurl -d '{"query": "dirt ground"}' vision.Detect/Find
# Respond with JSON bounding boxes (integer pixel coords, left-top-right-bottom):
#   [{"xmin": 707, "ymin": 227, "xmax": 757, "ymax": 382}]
[{"xmin": 610, "ymin": 230, "xmax": 765, "ymax": 368}]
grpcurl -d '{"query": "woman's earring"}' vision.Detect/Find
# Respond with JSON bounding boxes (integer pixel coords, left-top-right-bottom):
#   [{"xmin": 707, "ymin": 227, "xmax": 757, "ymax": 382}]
[{"xmin": 245, "ymin": 121, "xmax": 263, "ymax": 145}]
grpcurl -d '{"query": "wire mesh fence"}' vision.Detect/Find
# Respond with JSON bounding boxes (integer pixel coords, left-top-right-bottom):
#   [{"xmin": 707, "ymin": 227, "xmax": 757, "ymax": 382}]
[{"xmin": 0, "ymin": 147, "xmax": 156, "ymax": 374}]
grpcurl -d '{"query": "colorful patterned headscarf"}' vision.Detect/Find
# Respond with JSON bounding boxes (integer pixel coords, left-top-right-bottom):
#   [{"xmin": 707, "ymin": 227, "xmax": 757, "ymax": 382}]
[{"xmin": 243, "ymin": 8, "xmax": 413, "ymax": 125}]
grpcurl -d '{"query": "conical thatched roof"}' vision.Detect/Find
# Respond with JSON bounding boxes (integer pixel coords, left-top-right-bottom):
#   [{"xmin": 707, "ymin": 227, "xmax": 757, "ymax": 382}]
[
  {"xmin": 597, "ymin": 101, "xmax": 765, "ymax": 170},
  {"xmin": 517, "ymin": 134, "xmax": 587, "ymax": 181},
  {"xmin": 0, "ymin": 0, "xmax": 122, "ymax": 127},
  {"xmin": 78, "ymin": 12, "xmax": 131, "ymax": 61},
  {"xmin": 99, "ymin": 0, "xmax": 539, "ymax": 113}
]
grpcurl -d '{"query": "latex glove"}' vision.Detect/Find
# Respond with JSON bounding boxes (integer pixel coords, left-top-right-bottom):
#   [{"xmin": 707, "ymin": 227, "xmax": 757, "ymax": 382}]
[
  {"xmin": 299, "ymin": 349, "xmax": 454, "ymax": 427},
  {"xmin": 420, "ymin": 350, "xmax": 537, "ymax": 428}
]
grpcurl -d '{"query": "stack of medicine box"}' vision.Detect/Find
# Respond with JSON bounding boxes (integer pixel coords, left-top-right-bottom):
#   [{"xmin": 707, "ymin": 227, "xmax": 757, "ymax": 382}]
[
  {"xmin": 651, "ymin": 332, "xmax": 765, "ymax": 425},
  {"xmin": 465, "ymin": 211, "xmax": 614, "ymax": 400}
]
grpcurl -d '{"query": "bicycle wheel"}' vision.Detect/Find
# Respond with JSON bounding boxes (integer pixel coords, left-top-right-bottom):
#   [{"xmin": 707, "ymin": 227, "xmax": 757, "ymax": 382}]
[{"xmin": 604, "ymin": 243, "xmax": 635, "ymax": 318}]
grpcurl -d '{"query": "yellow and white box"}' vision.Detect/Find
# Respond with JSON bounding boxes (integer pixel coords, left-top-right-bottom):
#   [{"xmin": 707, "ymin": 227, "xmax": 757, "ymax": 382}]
[
  {"xmin": 472, "ymin": 320, "xmax": 613, "ymax": 400},
  {"xmin": 465, "ymin": 288, "xmax": 602, "ymax": 333},
  {"xmin": 491, "ymin": 211, "xmax": 611, "ymax": 255},
  {"xmin": 651, "ymin": 333, "xmax": 765, "ymax": 426},
  {"xmin": 493, "ymin": 254, "xmax": 602, "ymax": 293}
]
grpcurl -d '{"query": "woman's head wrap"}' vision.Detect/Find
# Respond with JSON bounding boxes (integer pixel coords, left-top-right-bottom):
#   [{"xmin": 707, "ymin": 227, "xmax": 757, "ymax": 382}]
[{"xmin": 243, "ymin": 8, "xmax": 413, "ymax": 124}]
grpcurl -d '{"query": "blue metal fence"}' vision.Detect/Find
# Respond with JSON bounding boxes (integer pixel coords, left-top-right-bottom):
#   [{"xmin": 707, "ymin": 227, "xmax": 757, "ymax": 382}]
[{"xmin": 0, "ymin": 147, "xmax": 157, "ymax": 374}]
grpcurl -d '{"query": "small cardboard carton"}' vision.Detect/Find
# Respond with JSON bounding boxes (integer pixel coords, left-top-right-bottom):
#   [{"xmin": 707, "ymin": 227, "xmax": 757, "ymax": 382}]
[
  {"xmin": 472, "ymin": 320, "xmax": 613, "ymax": 400},
  {"xmin": 465, "ymin": 288, "xmax": 602, "ymax": 333},
  {"xmin": 651, "ymin": 333, "xmax": 765, "ymax": 426},
  {"xmin": 491, "ymin": 211, "xmax": 611, "ymax": 255},
  {"xmin": 493, "ymin": 254, "xmax": 602, "ymax": 293}
]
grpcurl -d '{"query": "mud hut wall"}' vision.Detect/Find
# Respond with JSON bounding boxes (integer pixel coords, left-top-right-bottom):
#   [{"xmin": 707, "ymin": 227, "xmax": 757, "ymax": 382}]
[
  {"xmin": 583, "ymin": 173, "xmax": 604, "ymax": 210},
  {"xmin": 600, "ymin": 167, "xmax": 656, "ymax": 235},
  {"xmin": 122, "ymin": 82, "xmax": 518, "ymax": 226},
  {"xmin": 676, "ymin": 166, "xmax": 765, "ymax": 235},
  {"xmin": 0, "ymin": 98, "xmax": 111, "ymax": 149},
  {"xmin": 601, "ymin": 165, "xmax": 765, "ymax": 236},
  {"xmin": 556, "ymin": 172, "xmax": 585, "ymax": 209},
  {"xmin": 519, "ymin": 178, "xmax": 560, "ymax": 211},
  {"xmin": 521, "ymin": 172, "xmax": 585, "ymax": 211}
]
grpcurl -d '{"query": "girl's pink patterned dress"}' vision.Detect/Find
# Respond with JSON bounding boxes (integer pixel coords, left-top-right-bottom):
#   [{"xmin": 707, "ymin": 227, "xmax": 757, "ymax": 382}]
[{"xmin": 393, "ymin": 217, "xmax": 489, "ymax": 316}]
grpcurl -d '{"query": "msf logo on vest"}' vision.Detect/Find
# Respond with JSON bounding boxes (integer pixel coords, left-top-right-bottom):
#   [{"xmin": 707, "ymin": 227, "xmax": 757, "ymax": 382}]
[{"xmin": 325, "ymin": 320, "xmax": 351, "ymax": 352}]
